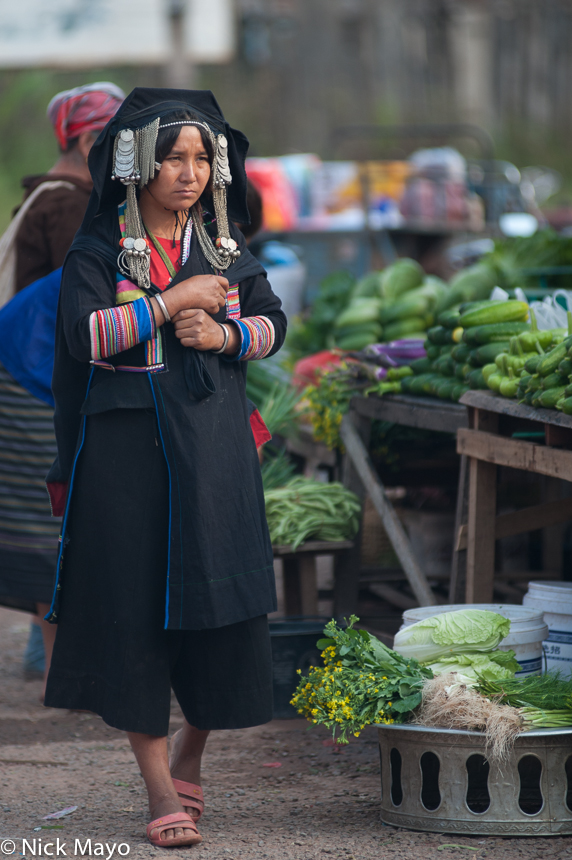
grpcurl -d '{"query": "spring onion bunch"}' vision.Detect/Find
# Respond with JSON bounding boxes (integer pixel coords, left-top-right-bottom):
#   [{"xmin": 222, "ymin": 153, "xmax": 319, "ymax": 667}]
[{"xmin": 477, "ymin": 673, "xmax": 572, "ymax": 728}]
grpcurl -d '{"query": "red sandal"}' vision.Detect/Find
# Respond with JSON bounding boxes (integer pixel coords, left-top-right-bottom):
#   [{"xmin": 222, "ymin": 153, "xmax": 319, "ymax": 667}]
[
  {"xmin": 146, "ymin": 811, "xmax": 202, "ymax": 847},
  {"xmin": 171, "ymin": 779, "xmax": 205, "ymax": 821}
]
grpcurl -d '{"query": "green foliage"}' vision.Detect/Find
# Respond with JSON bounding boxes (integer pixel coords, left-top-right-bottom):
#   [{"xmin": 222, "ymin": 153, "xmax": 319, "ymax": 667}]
[
  {"xmin": 260, "ymin": 447, "xmax": 296, "ymax": 492},
  {"xmin": 291, "ymin": 616, "xmax": 433, "ymax": 743}
]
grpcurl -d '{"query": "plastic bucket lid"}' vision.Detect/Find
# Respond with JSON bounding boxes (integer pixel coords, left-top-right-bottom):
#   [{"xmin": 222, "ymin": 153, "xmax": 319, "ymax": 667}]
[
  {"xmin": 524, "ymin": 581, "xmax": 572, "ymax": 614},
  {"xmin": 402, "ymin": 603, "xmax": 548, "ymax": 647}
]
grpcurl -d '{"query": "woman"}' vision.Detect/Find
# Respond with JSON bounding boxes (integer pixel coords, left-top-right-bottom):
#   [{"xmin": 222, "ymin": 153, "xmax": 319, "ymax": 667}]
[
  {"xmin": 44, "ymin": 88, "xmax": 286, "ymax": 848},
  {"xmin": 0, "ymin": 83, "xmax": 123, "ymax": 690}
]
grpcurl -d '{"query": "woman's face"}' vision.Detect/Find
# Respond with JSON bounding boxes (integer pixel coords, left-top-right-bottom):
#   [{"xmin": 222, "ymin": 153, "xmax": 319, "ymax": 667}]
[{"xmin": 146, "ymin": 125, "xmax": 211, "ymax": 212}]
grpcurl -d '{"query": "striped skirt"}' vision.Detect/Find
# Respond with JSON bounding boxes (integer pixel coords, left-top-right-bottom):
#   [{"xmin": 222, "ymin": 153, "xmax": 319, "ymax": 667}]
[{"xmin": 0, "ymin": 363, "xmax": 60, "ymax": 612}]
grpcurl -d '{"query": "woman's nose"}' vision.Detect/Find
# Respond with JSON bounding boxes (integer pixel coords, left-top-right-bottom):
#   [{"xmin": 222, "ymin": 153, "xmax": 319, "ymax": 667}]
[{"xmin": 180, "ymin": 159, "xmax": 196, "ymax": 183}]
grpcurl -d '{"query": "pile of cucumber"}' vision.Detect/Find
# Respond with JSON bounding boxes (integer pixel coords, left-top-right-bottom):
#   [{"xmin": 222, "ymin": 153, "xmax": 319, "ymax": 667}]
[
  {"xmin": 400, "ymin": 299, "xmax": 530, "ymax": 402},
  {"xmin": 483, "ymin": 310, "xmax": 572, "ymax": 413}
]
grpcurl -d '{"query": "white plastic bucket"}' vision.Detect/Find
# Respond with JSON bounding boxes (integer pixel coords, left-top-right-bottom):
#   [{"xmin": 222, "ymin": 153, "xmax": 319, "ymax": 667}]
[
  {"xmin": 523, "ymin": 581, "xmax": 572, "ymax": 677},
  {"xmin": 400, "ymin": 603, "xmax": 549, "ymax": 677}
]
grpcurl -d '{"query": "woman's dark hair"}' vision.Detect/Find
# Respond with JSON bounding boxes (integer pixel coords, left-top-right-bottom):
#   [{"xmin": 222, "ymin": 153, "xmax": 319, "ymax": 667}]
[{"xmin": 154, "ymin": 110, "xmax": 214, "ymax": 195}]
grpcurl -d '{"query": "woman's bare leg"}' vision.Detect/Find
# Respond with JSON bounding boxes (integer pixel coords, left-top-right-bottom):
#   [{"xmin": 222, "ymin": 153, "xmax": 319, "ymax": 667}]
[
  {"xmin": 127, "ymin": 732, "xmax": 200, "ymax": 842},
  {"xmin": 169, "ymin": 721, "xmax": 210, "ymax": 818},
  {"xmin": 36, "ymin": 604, "xmax": 57, "ymax": 700}
]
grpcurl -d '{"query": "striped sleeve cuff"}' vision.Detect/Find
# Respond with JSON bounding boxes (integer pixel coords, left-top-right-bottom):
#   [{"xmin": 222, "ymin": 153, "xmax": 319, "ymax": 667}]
[
  {"xmin": 233, "ymin": 316, "xmax": 275, "ymax": 361},
  {"xmin": 89, "ymin": 297, "xmax": 156, "ymax": 361}
]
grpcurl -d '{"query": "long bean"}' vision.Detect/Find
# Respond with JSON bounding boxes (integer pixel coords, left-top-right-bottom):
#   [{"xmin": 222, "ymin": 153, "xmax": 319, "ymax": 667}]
[{"xmin": 265, "ymin": 477, "xmax": 361, "ymax": 549}]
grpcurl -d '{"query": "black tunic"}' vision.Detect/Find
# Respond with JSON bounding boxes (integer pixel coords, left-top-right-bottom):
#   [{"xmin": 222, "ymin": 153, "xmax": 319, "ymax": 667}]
[{"xmin": 46, "ymin": 207, "xmax": 286, "ymax": 630}]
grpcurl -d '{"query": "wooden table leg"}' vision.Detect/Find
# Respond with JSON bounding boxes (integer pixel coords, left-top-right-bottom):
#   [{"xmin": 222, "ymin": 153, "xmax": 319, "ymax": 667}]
[
  {"xmin": 449, "ymin": 454, "xmax": 468, "ymax": 603},
  {"xmin": 465, "ymin": 409, "xmax": 498, "ymax": 603},
  {"xmin": 283, "ymin": 556, "xmax": 301, "ymax": 616},
  {"xmin": 334, "ymin": 411, "xmax": 371, "ymax": 617},
  {"xmin": 541, "ymin": 475, "xmax": 564, "ymax": 576},
  {"xmin": 299, "ymin": 554, "xmax": 318, "ymax": 616}
]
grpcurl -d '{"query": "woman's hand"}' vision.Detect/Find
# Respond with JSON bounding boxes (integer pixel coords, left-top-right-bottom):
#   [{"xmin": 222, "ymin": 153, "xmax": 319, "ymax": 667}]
[
  {"xmin": 173, "ymin": 309, "xmax": 240, "ymax": 354},
  {"xmin": 164, "ymin": 274, "xmax": 229, "ymax": 317}
]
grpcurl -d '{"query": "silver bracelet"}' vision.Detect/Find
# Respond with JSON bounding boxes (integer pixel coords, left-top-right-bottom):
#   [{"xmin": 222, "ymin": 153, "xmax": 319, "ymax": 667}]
[
  {"xmin": 155, "ymin": 293, "xmax": 171, "ymax": 323},
  {"xmin": 212, "ymin": 323, "xmax": 230, "ymax": 354}
]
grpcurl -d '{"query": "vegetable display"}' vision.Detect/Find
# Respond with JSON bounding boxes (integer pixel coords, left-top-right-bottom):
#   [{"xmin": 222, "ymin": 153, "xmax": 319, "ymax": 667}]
[
  {"xmin": 292, "ymin": 613, "xmax": 572, "ymax": 758},
  {"xmin": 264, "ymin": 477, "xmax": 360, "ymax": 548},
  {"xmin": 291, "ymin": 615, "xmax": 433, "ymax": 742}
]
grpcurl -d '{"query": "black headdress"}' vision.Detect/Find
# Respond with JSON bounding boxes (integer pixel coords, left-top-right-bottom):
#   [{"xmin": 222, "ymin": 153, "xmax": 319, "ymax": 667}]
[{"xmin": 81, "ymin": 88, "xmax": 252, "ymax": 289}]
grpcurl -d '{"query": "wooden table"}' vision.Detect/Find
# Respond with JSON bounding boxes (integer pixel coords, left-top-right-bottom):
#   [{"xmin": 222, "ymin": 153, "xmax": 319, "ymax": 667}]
[
  {"xmin": 457, "ymin": 390, "xmax": 572, "ymax": 602},
  {"xmin": 273, "ymin": 540, "xmax": 354, "ymax": 616},
  {"xmin": 339, "ymin": 393, "xmax": 469, "ymax": 613}
]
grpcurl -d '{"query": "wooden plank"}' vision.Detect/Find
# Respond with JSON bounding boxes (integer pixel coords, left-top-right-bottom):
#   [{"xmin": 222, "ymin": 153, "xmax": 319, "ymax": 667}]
[
  {"xmin": 465, "ymin": 408, "xmax": 498, "ymax": 604},
  {"xmin": 298, "ymin": 555, "xmax": 318, "ymax": 616},
  {"xmin": 460, "ymin": 389, "xmax": 572, "ymax": 430},
  {"xmin": 456, "ymin": 496, "xmax": 572, "ymax": 550},
  {"xmin": 273, "ymin": 540, "xmax": 354, "ymax": 556},
  {"xmin": 352, "ymin": 393, "xmax": 468, "ymax": 433},
  {"xmin": 457, "ymin": 428, "xmax": 572, "ymax": 481},
  {"xmin": 340, "ymin": 414, "xmax": 436, "ymax": 606}
]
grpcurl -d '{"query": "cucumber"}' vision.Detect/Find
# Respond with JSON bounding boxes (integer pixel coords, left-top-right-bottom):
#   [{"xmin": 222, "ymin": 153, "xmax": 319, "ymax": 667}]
[
  {"xmin": 470, "ymin": 341, "xmax": 511, "ymax": 367},
  {"xmin": 459, "ymin": 300, "xmax": 529, "ymax": 328},
  {"xmin": 433, "ymin": 355, "xmax": 455, "ymax": 377},
  {"xmin": 463, "ymin": 322, "xmax": 530, "ymax": 346},
  {"xmin": 559, "ymin": 357, "xmax": 572, "ymax": 376},
  {"xmin": 436, "ymin": 379, "xmax": 458, "ymax": 399},
  {"xmin": 468, "ymin": 368, "xmax": 487, "ymax": 390},
  {"xmin": 437, "ymin": 308, "xmax": 461, "ymax": 329},
  {"xmin": 459, "ymin": 299, "xmax": 502, "ymax": 315},
  {"xmin": 336, "ymin": 332, "xmax": 379, "ymax": 350},
  {"xmin": 526, "ymin": 375, "xmax": 543, "ymax": 392},
  {"xmin": 524, "ymin": 354, "xmax": 543, "ymax": 374},
  {"xmin": 427, "ymin": 325, "xmax": 455, "ymax": 345},
  {"xmin": 426, "ymin": 344, "xmax": 441, "ymax": 360},
  {"xmin": 400, "ymin": 375, "xmax": 416, "ymax": 394},
  {"xmin": 539, "ymin": 387, "xmax": 568, "ymax": 409},
  {"xmin": 541, "ymin": 372, "xmax": 569, "ymax": 391},
  {"xmin": 560, "ymin": 397, "xmax": 572, "ymax": 416},
  {"xmin": 455, "ymin": 361, "xmax": 468, "ymax": 380},
  {"xmin": 383, "ymin": 318, "xmax": 428, "ymax": 341},
  {"xmin": 379, "ymin": 289, "xmax": 430, "ymax": 324},
  {"xmin": 451, "ymin": 383, "xmax": 469, "ymax": 402},
  {"xmin": 409, "ymin": 357, "xmax": 433, "ymax": 375},
  {"xmin": 451, "ymin": 343, "xmax": 471, "ymax": 363},
  {"xmin": 536, "ymin": 336, "xmax": 572, "ymax": 377}
]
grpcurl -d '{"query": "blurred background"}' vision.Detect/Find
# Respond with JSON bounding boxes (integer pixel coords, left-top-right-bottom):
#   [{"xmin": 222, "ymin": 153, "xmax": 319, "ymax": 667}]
[{"xmin": 1, "ymin": 0, "xmax": 572, "ymax": 234}]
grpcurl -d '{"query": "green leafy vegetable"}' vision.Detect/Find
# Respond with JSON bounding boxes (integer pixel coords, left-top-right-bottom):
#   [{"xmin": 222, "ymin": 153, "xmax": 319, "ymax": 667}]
[
  {"xmin": 426, "ymin": 649, "xmax": 520, "ymax": 682},
  {"xmin": 393, "ymin": 610, "xmax": 511, "ymax": 663}
]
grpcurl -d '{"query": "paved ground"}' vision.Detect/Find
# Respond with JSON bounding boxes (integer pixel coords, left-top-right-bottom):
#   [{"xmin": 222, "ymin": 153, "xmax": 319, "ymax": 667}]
[{"xmin": 1, "ymin": 606, "xmax": 571, "ymax": 860}]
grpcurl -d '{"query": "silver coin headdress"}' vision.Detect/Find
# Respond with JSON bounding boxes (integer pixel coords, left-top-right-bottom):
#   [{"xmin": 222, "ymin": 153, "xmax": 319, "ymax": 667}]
[
  {"xmin": 112, "ymin": 119, "xmax": 160, "ymax": 290},
  {"xmin": 112, "ymin": 117, "xmax": 240, "ymax": 289}
]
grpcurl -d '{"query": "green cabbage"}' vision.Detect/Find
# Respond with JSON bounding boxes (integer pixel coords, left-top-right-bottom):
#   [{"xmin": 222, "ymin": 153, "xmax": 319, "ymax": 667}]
[
  {"xmin": 393, "ymin": 610, "xmax": 511, "ymax": 663},
  {"xmin": 426, "ymin": 649, "xmax": 521, "ymax": 682}
]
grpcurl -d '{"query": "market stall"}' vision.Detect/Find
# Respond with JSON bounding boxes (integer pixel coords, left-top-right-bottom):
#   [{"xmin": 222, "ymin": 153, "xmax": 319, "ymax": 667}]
[{"xmin": 456, "ymin": 390, "xmax": 572, "ymax": 603}]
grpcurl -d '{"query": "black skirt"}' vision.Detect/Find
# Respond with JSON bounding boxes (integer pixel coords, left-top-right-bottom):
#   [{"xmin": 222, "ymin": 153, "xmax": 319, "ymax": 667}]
[{"xmin": 44, "ymin": 408, "xmax": 273, "ymax": 736}]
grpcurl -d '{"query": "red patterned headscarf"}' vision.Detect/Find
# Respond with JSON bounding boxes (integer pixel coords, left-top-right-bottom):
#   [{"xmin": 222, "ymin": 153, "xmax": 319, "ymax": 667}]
[{"xmin": 47, "ymin": 82, "xmax": 125, "ymax": 151}]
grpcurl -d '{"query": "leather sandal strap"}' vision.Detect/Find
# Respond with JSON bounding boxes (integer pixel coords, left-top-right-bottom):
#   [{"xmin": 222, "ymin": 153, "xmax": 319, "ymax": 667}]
[{"xmin": 147, "ymin": 812, "xmax": 198, "ymax": 839}]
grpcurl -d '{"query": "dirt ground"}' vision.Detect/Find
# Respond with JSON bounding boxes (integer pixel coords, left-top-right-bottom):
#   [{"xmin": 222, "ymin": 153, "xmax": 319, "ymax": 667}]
[{"xmin": 1, "ymin": 607, "xmax": 571, "ymax": 860}]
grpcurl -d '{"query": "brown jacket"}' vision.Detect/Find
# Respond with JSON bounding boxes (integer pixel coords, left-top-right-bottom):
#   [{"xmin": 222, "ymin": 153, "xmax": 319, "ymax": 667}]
[{"xmin": 15, "ymin": 174, "xmax": 92, "ymax": 292}]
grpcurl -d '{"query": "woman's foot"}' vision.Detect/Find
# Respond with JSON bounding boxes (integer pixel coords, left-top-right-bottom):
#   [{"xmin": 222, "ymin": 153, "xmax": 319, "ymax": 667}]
[
  {"xmin": 127, "ymin": 731, "xmax": 202, "ymax": 845},
  {"xmin": 147, "ymin": 797, "xmax": 201, "ymax": 845},
  {"xmin": 169, "ymin": 723, "xmax": 210, "ymax": 820}
]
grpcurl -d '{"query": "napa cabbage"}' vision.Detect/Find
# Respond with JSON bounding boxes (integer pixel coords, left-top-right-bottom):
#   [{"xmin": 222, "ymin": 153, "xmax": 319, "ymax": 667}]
[
  {"xmin": 426, "ymin": 649, "xmax": 521, "ymax": 682},
  {"xmin": 393, "ymin": 609, "xmax": 511, "ymax": 663}
]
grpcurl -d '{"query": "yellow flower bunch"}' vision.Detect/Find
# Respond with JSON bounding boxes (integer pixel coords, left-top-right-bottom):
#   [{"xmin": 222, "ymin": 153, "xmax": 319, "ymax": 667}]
[{"xmin": 291, "ymin": 616, "xmax": 431, "ymax": 743}]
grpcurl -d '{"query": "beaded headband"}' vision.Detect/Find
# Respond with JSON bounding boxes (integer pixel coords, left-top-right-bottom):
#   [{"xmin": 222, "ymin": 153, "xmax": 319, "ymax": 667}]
[{"xmin": 112, "ymin": 117, "xmax": 240, "ymax": 288}]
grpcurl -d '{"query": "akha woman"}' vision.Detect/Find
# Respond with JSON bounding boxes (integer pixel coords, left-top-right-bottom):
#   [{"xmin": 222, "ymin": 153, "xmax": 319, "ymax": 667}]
[{"xmin": 44, "ymin": 88, "xmax": 286, "ymax": 847}]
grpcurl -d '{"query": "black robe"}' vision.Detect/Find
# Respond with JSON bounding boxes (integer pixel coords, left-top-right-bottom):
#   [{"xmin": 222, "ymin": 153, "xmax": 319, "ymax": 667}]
[{"xmin": 46, "ymin": 205, "xmax": 287, "ymax": 630}]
